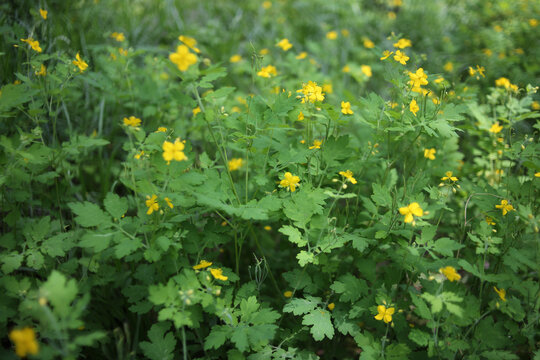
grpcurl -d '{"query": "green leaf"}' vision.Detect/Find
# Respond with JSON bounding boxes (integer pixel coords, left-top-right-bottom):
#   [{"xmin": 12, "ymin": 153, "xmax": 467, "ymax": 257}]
[
  {"xmin": 330, "ymin": 274, "xmax": 367, "ymax": 302},
  {"xmin": 40, "ymin": 271, "xmax": 78, "ymax": 318},
  {"xmin": 104, "ymin": 193, "xmax": 128, "ymax": 219},
  {"xmin": 432, "ymin": 238, "xmax": 464, "ymax": 256},
  {"xmin": 302, "ymin": 309, "xmax": 334, "ymax": 341},
  {"xmin": 205, "ymin": 325, "xmax": 230, "ymax": 350},
  {"xmin": 1, "ymin": 252, "xmax": 24, "ymax": 274},
  {"xmin": 140, "ymin": 323, "xmax": 177, "ymax": 360},
  {"xmin": 231, "ymin": 326, "xmax": 250, "ymax": 352},
  {"xmin": 69, "ymin": 202, "xmax": 111, "ymax": 228},
  {"xmin": 279, "ymin": 225, "xmax": 306, "ymax": 247},
  {"xmin": 371, "ymin": 183, "xmax": 392, "ymax": 207},
  {"xmin": 408, "ymin": 329, "xmax": 431, "ymax": 346},
  {"xmin": 296, "ymin": 251, "xmax": 315, "ymax": 267},
  {"xmin": 283, "ymin": 296, "xmax": 320, "ymax": 316}
]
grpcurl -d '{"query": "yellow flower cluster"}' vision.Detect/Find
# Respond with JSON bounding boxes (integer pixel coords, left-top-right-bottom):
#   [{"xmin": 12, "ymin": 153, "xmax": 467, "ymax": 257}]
[
  {"xmin": 408, "ymin": 68, "xmax": 429, "ymax": 93},
  {"xmin": 339, "ymin": 170, "xmax": 357, "ymax": 184},
  {"xmin": 228, "ymin": 158, "xmax": 243, "ymax": 171},
  {"xmin": 111, "ymin": 32, "xmax": 125, "ymax": 42},
  {"xmin": 296, "ymin": 81, "xmax": 325, "ymax": 103},
  {"xmin": 341, "ymin": 101, "xmax": 353, "ymax": 115},
  {"xmin": 257, "ymin": 65, "xmax": 277, "ymax": 78},
  {"xmin": 192, "ymin": 260, "xmax": 228, "ymax": 281},
  {"xmin": 495, "ymin": 77, "xmax": 518, "ymax": 92}
]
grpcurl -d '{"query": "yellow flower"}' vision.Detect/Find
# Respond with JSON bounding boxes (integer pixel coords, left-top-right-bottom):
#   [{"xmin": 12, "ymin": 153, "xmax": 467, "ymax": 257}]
[
  {"xmin": 228, "ymin": 158, "xmax": 243, "ymax": 171},
  {"xmin": 495, "ymin": 199, "xmax": 514, "ymax": 216},
  {"xmin": 408, "ymin": 68, "xmax": 428, "ymax": 88},
  {"xmin": 443, "ymin": 61, "xmax": 454, "ymax": 72},
  {"xmin": 393, "ymin": 50, "xmax": 409, "ymax": 65},
  {"xmin": 339, "ymin": 170, "xmax": 357, "ymax": 184},
  {"xmin": 322, "ymin": 83, "xmax": 333, "ymax": 94},
  {"xmin": 493, "ymin": 287, "xmax": 506, "ymax": 302},
  {"xmin": 178, "ymin": 35, "xmax": 200, "ymax": 53},
  {"xmin": 118, "ymin": 48, "xmax": 128, "ymax": 56},
  {"xmin": 110, "ymin": 32, "xmax": 125, "ymax": 42},
  {"xmin": 210, "ymin": 268, "xmax": 228, "ymax": 281},
  {"xmin": 162, "ymin": 138, "xmax": 188, "ymax": 164},
  {"xmin": 399, "ymin": 202, "xmax": 423, "ymax": 224},
  {"xmin": 482, "ymin": 48, "xmax": 493, "ymax": 57},
  {"xmin": 280, "ymin": 172, "xmax": 301, "ymax": 192},
  {"xmin": 134, "ymin": 150, "xmax": 144, "ymax": 159},
  {"xmin": 374, "ymin": 305, "xmax": 395, "ymax": 323},
  {"xmin": 260, "ymin": 48, "xmax": 269, "ymax": 55},
  {"xmin": 341, "ymin": 29, "xmax": 350, "ymax": 37},
  {"xmin": 284, "ymin": 290, "xmax": 293, "ymax": 298},
  {"xmin": 296, "ymin": 81, "xmax": 324, "ymax": 103},
  {"xmin": 157, "ymin": 127, "xmax": 167, "ymax": 132},
  {"xmin": 489, "ymin": 122, "xmax": 503, "ymax": 134},
  {"xmin": 441, "ymin": 171, "xmax": 458, "ymax": 182},
  {"xmin": 532, "ymin": 101, "xmax": 540, "ymax": 110},
  {"xmin": 380, "ymin": 50, "xmax": 393, "ymax": 60},
  {"xmin": 424, "ymin": 148, "xmax": 436, "ymax": 160},
  {"xmin": 257, "ymin": 65, "xmax": 277, "ymax": 78},
  {"xmin": 393, "ymin": 38, "xmax": 412, "ymax": 49},
  {"xmin": 434, "ymin": 76, "xmax": 445, "ymax": 84},
  {"xmin": 39, "ymin": 9, "xmax": 48, "ymax": 20},
  {"xmin": 193, "ymin": 260, "xmax": 212, "ymax": 270},
  {"xmin": 262, "ymin": 1, "xmax": 272, "ymax": 9},
  {"xmin": 468, "ymin": 65, "xmax": 486, "ymax": 79},
  {"xmin": 361, "ymin": 65, "xmax": 372, "ymax": 77},
  {"xmin": 21, "ymin": 37, "xmax": 42, "ymax": 52},
  {"xmin": 485, "ymin": 216, "xmax": 496, "ymax": 226},
  {"xmin": 341, "ymin": 101, "xmax": 354, "ymax": 115},
  {"xmin": 296, "ymin": 52, "xmax": 308, "ymax": 60},
  {"xmin": 439, "ymin": 266, "xmax": 461, "ymax": 282},
  {"xmin": 145, "ymin": 195, "xmax": 159, "ymax": 215},
  {"xmin": 193, "ymin": 106, "xmax": 201, "ymax": 116},
  {"xmin": 230, "ymin": 54, "xmax": 242, "ymax": 63},
  {"xmin": 276, "ymin": 38, "xmax": 293, "ymax": 51},
  {"xmin": 326, "ymin": 31, "xmax": 338, "ymax": 40},
  {"xmin": 409, "ymin": 99, "xmax": 419, "ymax": 116},
  {"xmin": 164, "ymin": 197, "xmax": 174, "ymax": 209},
  {"xmin": 297, "ymin": 112, "xmax": 305, "ymax": 121},
  {"xmin": 529, "ymin": 19, "xmax": 538, "ymax": 27},
  {"xmin": 9, "ymin": 328, "xmax": 39, "ymax": 358},
  {"xmin": 169, "ymin": 45, "xmax": 197, "ymax": 71},
  {"xmin": 73, "ymin": 52, "xmax": 88, "ymax": 72},
  {"xmin": 363, "ymin": 38, "xmax": 375, "ymax": 48},
  {"xmin": 35, "ymin": 64, "xmax": 46, "ymax": 76},
  {"xmin": 123, "ymin": 116, "xmax": 141, "ymax": 127},
  {"xmin": 328, "ymin": 303, "xmax": 335, "ymax": 311},
  {"xmin": 309, "ymin": 139, "xmax": 322, "ymax": 150},
  {"xmin": 342, "ymin": 65, "xmax": 351, "ymax": 73},
  {"xmin": 535, "ymin": 172, "xmax": 540, "ymax": 178}
]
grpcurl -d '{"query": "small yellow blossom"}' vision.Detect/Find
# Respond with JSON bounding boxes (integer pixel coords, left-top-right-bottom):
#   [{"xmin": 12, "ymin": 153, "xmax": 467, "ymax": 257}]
[
  {"xmin": 434, "ymin": 77, "xmax": 445, "ymax": 84},
  {"xmin": 535, "ymin": 172, "xmax": 540, "ymax": 177},
  {"xmin": 408, "ymin": 68, "xmax": 428, "ymax": 88},
  {"xmin": 178, "ymin": 35, "xmax": 200, "ymax": 53},
  {"xmin": 284, "ymin": 291, "xmax": 293, "ymax": 298},
  {"xmin": 157, "ymin": 127, "xmax": 167, "ymax": 132},
  {"xmin": 529, "ymin": 19, "xmax": 538, "ymax": 27},
  {"xmin": 21, "ymin": 37, "xmax": 42, "ymax": 52},
  {"xmin": 439, "ymin": 266, "xmax": 461, "ymax": 282},
  {"xmin": 388, "ymin": 11, "xmax": 396, "ymax": 19},
  {"xmin": 118, "ymin": 48, "xmax": 128, "ymax": 56},
  {"xmin": 322, "ymin": 83, "xmax": 333, "ymax": 94},
  {"xmin": 110, "ymin": 32, "xmax": 125, "ymax": 42},
  {"xmin": 164, "ymin": 197, "xmax": 174, "ymax": 209},
  {"xmin": 380, "ymin": 50, "xmax": 393, "ymax": 60},
  {"xmin": 441, "ymin": 171, "xmax": 458, "ymax": 182},
  {"xmin": 134, "ymin": 150, "xmax": 144, "ymax": 159},
  {"xmin": 260, "ymin": 48, "xmax": 269, "ymax": 55},
  {"xmin": 341, "ymin": 101, "xmax": 353, "ymax": 115},
  {"xmin": 443, "ymin": 61, "xmax": 454, "ymax": 72},
  {"xmin": 230, "ymin": 54, "xmax": 242, "ymax": 63},
  {"xmin": 532, "ymin": 101, "xmax": 540, "ymax": 110},
  {"xmin": 169, "ymin": 45, "xmax": 197, "ymax": 71},
  {"xmin": 485, "ymin": 216, "xmax": 496, "ymax": 226},
  {"xmin": 468, "ymin": 65, "xmax": 486, "ymax": 79},
  {"xmin": 326, "ymin": 31, "xmax": 338, "ymax": 40},
  {"xmin": 228, "ymin": 158, "xmax": 243, "ymax": 171},
  {"xmin": 72, "ymin": 52, "xmax": 88, "ymax": 72},
  {"xmin": 276, "ymin": 38, "xmax": 293, "ymax": 51},
  {"xmin": 296, "ymin": 81, "xmax": 324, "ymax": 103},
  {"xmin": 399, "ymin": 202, "xmax": 423, "ymax": 224},
  {"xmin": 280, "ymin": 172, "xmax": 301, "ymax": 192},
  {"xmin": 210, "ymin": 268, "xmax": 228, "ymax": 281},
  {"xmin": 342, "ymin": 64, "xmax": 351, "ymax": 73},
  {"xmin": 9, "ymin": 328, "xmax": 39, "ymax": 358},
  {"xmin": 123, "ymin": 116, "xmax": 141, "ymax": 127},
  {"xmin": 393, "ymin": 38, "xmax": 412, "ymax": 49},
  {"xmin": 482, "ymin": 48, "xmax": 493, "ymax": 57},
  {"xmin": 328, "ymin": 303, "xmax": 335, "ymax": 311},
  {"xmin": 162, "ymin": 138, "xmax": 188, "ymax": 164},
  {"xmin": 495, "ymin": 199, "xmax": 514, "ymax": 216},
  {"xmin": 193, "ymin": 260, "xmax": 212, "ymax": 270},
  {"xmin": 339, "ymin": 170, "xmax": 357, "ymax": 184},
  {"xmin": 489, "ymin": 122, "xmax": 503, "ymax": 134},
  {"xmin": 262, "ymin": 1, "xmax": 272, "ymax": 9},
  {"xmin": 363, "ymin": 38, "xmax": 375, "ymax": 48},
  {"xmin": 424, "ymin": 148, "xmax": 436, "ymax": 160},
  {"xmin": 409, "ymin": 99, "xmax": 419, "ymax": 116},
  {"xmin": 297, "ymin": 112, "xmax": 305, "ymax": 121},
  {"xmin": 493, "ymin": 287, "xmax": 506, "ymax": 302},
  {"xmin": 39, "ymin": 9, "xmax": 48, "ymax": 20},
  {"xmin": 264, "ymin": 225, "xmax": 272, "ymax": 231},
  {"xmin": 257, "ymin": 65, "xmax": 277, "ymax": 78},
  {"xmin": 361, "ymin": 65, "xmax": 372, "ymax": 77},
  {"xmin": 374, "ymin": 305, "xmax": 395, "ymax": 323},
  {"xmin": 393, "ymin": 50, "xmax": 409, "ymax": 65},
  {"xmin": 35, "ymin": 64, "xmax": 46, "ymax": 76},
  {"xmin": 296, "ymin": 52, "xmax": 308, "ymax": 60},
  {"xmin": 193, "ymin": 106, "xmax": 201, "ymax": 116},
  {"xmin": 145, "ymin": 195, "xmax": 159, "ymax": 215},
  {"xmin": 309, "ymin": 139, "xmax": 322, "ymax": 150}
]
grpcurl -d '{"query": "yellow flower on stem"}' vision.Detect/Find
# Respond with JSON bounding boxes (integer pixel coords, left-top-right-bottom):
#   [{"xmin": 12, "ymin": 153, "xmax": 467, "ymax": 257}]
[
  {"xmin": 393, "ymin": 50, "xmax": 409, "ymax": 65},
  {"xmin": 35, "ymin": 64, "xmax": 46, "ymax": 76},
  {"xmin": 309, "ymin": 139, "xmax": 322, "ymax": 150},
  {"xmin": 169, "ymin": 45, "xmax": 197, "ymax": 71},
  {"xmin": 361, "ymin": 65, "xmax": 372, "ymax": 77},
  {"xmin": 424, "ymin": 148, "xmax": 436, "ymax": 160},
  {"xmin": 393, "ymin": 38, "xmax": 412, "ymax": 49},
  {"xmin": 39, "ymin": 9, "xmax": 48, "ymax": 20},
  {"xmin": 178, "ymin": 35, "xmax": 200, "ymax": 53},
  {"xmin": 193, "ymin": 260, "xmax": 212, "ymax": 270},
  {"xmin": 283, "ymin": 291, "xmax": 293, "ymax": 298},
  {"xmin": 399, "ymin": 202, "xmax": 423, "ymax": 225},
  {"xmin": 296, "ymin": 81, "xmax": 324, "ymax": 103},
  {"xmin": 408, "ymin": 68, "xmax": 428, "ymax": 88},
  {"xmin": 297, "ymin": 112, "xmax": 305, "ymax": 121},
  {"xmin": 326, "ymin": 31, "xmax": 338, "ymax": 40},
  {"xmin": 110, "ymin": 32, "xmax": 125, "ymax": 42},
  {"xmin": 495, "ymin": 199, "xmax": 514, "ymax": 215},
  {"xmin": 409, "ymin": 99, "xmax": 419, "ymax": 116},
  {"xmin": 296, "ymin": 52, "xmax": 308, "ymax": 60},
  {"xmin": 363, "ymin": 38, "xmax": 375, "ymax": 48},
  {"xmin": 145, "ymin": 195, "xmax": 159, "ymax": 215},
  {"xmin": 342, "ymin": 64, "xmax": 351, "ymax": 73},
  {"xmin": 73, "ymin": 52, "xmax": 88, "ymax": 72},
  {"xmin": 341, "ymin": 101, "xmax": 353, "ymax": 115},
  {"xmin": 123, "ymin": 116, "xmax": 141, "ymax": 127},
  {"xmin": 441, "ymin": 171, "xmax": 458, "ymax": 182},
  {"xmin": 439, "ymin": 266, "xmax": 461, "ymax": 282},
  {"xmin": 164, "ymin": 197, "xmax": 174, "ymax": 209},
  {"xmin": 257, "ymin": 65, "xmax": 277, "ymax": 78},
  {"xmin": 280, "ymin": 172, "xmax": 301, "ymax": 192},
  {"xmin": 276, "ymin": 38, "xmax": 293, "ymax": 51},
  {"xmin": 489, "ymin": 122, "xmax": 503, "ymax": 134},
  {"xmin": 229, "ymin": 54, "xmax": 242, "ymax": 63},
  {"xmin": 157, "ymin": 127, "xmax": 167, "ymax": 132},
  {"xmin": 228, "ymin": 158, "xmax": 243, "ymax": 171},
  {"xmin": 9, "ymin": 328, "xmax": 39, "ymax": 358},
  {"xmin": 328, "ymin": 303, "xmax": 335, "ymax": 311},
  {"xmin": 339, "ymin": 170, "xmax": 357, "ymax": 184},
  {"xmin": 21, "ymin": 37, "xmax": 42, "ymax": 52},
  {"xmin": 493, "ymin": 287, "xmax": 506, "ymax": 302},
  {"xmin": 210, "ymin": 268, "xmax": 228, "ymax": 281},
  {"xmin": 162, "ymin": 138, "xmax": 188, "ymax": 164},
  {"xmin": 380, "ymin": 50, "xmax": 393, "ymax": 60},
  {"xmin": 485, "ymin": 216, "xmax": 496, "ymax": 226},
  {"xmin": 374, "ymin": 305, "xmax": 395, "ymax": 323}
]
